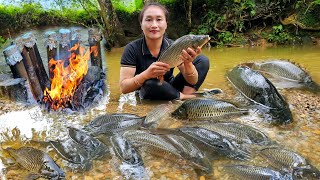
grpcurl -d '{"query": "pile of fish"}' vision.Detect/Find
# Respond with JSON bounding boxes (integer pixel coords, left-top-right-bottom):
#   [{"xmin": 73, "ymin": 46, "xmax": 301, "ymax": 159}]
[
  {"xmin": 3, "ymin": 104, "xmax": 320, "ymax": 179},
  {"xmin": 2, "ymin": 59, "xmax": 319, "ymax": 179}
]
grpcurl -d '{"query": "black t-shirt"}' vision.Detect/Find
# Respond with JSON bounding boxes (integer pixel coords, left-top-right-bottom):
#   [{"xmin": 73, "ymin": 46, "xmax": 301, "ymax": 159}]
[{"xmin": 120, "ymin": 37, "xmax": 175, "ymax": 82}]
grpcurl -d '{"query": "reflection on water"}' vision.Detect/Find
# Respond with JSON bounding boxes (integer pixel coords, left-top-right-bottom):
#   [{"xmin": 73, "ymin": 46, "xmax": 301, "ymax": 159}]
[{"xmin": 0, "ymin": 26, "xmax": 319, "ymax": 179}]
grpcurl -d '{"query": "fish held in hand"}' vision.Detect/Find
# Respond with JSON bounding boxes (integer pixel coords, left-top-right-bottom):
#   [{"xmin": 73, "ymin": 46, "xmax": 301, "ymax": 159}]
[{"xmin": 157, "ymin": 34, "xmax": 210, "ymax": 82}]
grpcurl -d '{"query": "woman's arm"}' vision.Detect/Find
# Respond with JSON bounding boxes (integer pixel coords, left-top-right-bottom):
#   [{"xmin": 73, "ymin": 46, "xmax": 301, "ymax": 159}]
[
  {"xmin": 120, "ymin": 67, "xmax": 146, "ymax": 94},
  {"xmin": 119, "ymin": 62, "xmax": 170, "ymax": 94},
  {"xmin": 178, "ymin": 47, "xmax": 201, "ymax": 85}
]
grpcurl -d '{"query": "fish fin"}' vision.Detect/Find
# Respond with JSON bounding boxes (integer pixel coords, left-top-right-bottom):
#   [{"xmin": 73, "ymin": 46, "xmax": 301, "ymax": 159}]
[{"xmin": 193, "ymin": 88, "xmax": 223, "ymax": 97}]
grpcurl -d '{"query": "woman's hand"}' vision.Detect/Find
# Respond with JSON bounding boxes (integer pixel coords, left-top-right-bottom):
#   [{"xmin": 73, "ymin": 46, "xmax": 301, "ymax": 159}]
[
  {"xmin": 179, "ymin": 47, "xmax": 201, "ymax": 65},
  {"xmin": 144, "ymin": 61, "xmax": 170, "ymax": 79}
]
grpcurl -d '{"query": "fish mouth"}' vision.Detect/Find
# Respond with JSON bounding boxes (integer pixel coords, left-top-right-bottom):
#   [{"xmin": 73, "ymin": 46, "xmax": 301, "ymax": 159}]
[{"xmin": 199, "ymin": 36, "xmax": 211, "ymax": 48}]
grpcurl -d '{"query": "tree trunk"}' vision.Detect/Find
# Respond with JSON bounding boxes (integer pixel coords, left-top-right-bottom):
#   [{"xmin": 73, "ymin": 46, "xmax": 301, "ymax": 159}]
[
  {"xmin": 97, "ymin": 0, "xmax": 127, "ymax": 48},
  {"xmin": 187, "ymin": 0, "xmax": 192, "ymax": 29}
]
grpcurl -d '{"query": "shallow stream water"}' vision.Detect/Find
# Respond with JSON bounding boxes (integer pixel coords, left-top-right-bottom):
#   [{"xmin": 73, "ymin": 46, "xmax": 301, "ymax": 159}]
[{"xmin": 0, "ymin": 26, "xmax": 319, "ymax": 179}]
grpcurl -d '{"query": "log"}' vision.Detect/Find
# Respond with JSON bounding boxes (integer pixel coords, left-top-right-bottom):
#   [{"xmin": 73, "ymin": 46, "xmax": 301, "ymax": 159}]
[
  {"xmin": 88, "ymin": 28, "xmax": 103, "ymax": 69},
  {"xmin": 44, "ymin": 31, "xmax": 58, "ymax": 79},
  {"xmin": 22, "ymin": 32, "xmax": 50, "ymax": 91},
  {"xmin": 14, "ymin": 36, "xmax": 43, "ymax": 101},
  {"xmin": 0, "ymin": 78, "xmax": 28, "ymax": 103},
  {"xmin": 58, "ymin": 29, "xmax": 71, "ymax": 66}
]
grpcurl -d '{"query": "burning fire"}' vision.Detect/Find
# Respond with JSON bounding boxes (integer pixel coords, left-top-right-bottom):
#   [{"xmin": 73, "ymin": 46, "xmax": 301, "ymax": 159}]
[{"xmin": 43, "ymin": 44, "xmax": 91, "ymax": 110}]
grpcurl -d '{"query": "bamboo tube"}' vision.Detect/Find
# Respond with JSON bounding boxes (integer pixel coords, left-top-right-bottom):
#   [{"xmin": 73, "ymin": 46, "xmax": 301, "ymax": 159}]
[
  {"xmin": 15, "ymin": 36, "xmax": 43, "ymax": 101},
  {"xmin": 58, "ymin": 29, "xmax": 71, "ymax": 66},
  {"xmin": 22, "ymin": 32, "xmax": 50, "ymax": 91},
  {"xmin": 88, "ymin": 28, "xmax": 103, "ymax": 69},
  {"xmin": 3, "ymin": 45, "xmax": 28, "ymax": 79},
  {"xmin": 44, "ymin": 31, "xmax": 58, "ymax": 80},
  {"xmin": 2, "ymin": 45, "xmax": 29, "ymax": 102}
]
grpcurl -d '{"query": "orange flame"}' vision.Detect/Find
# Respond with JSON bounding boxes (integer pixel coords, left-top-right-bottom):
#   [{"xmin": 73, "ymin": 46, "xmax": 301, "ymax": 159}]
[{"xmin": 43, "ymin": 44, "xmax": 91, "ymax": 110}]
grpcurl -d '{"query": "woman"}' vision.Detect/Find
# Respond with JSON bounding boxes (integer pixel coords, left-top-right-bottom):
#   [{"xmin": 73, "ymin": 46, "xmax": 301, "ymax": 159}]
[{"xmin": 119, "ymin": 2, "xmax": 209, "ymax": 100}]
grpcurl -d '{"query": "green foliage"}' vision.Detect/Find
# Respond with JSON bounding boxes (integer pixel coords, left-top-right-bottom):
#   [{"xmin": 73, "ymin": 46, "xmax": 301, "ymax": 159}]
[
  {"xmin": 112, "ymin": 0, "xmax": 143, "ymax": 13},
  {"xmin": 263, "ymin": 25, "xmax": 294, "ymax": 44},
  {"xmin": 195, "ymin": 11, "xmax": 218, "ymax": 34},
  {"xmin": 218, "ymin": 31, "xmax": 233, "ymax": 44},
  {"xmin": 0, "ymin": 36, "xmax": 7, "ymax": 48}
]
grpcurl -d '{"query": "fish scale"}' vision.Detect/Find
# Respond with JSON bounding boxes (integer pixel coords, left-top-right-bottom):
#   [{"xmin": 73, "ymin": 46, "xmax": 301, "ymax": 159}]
[{"xmin": 7, "ymin": 147, "xmax": 45, "ymax": 172}]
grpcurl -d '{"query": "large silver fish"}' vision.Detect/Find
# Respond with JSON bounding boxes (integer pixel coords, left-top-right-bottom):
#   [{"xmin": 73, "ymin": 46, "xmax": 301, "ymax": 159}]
[
  {"xmin": 227, "ymin": 65, "xmax": 292, "ymax": 124},
  {"xmin": 88, "ymin": 116, "xmax": 145, "ymax": 137},
  {"xmin": 191, "ymin": 122, "xmax": 254, "ymax": 145},
  {"xmin": 251, "ymin": 60, "xmax": 320, "ymax": 91},
  {"xmin": 260, "ymin": 147, "xmax": 320, "ymax": 179},
  {"xmin": 171, "ymin": 98, "xmax": 248, "ymax": 121},
  {"xmin": 67, "ymin": 127, "xmax": 109, "ymax": 159},
  {"xmin": 158, "ymin": 35, "xmax": 211, "ymax": 68},
  {"xmin": 177, "ymin": 127, "xmax": 251, "ymax": 160},
  {"xmin": 110, "ymin": 134, "xmax": 148, "ymax": 180},
  {"xmin": 84, "ymin": 113, "xmax": 141, "ymax": 131},
  {"xmin": 6, "ymin": 147, "xmax": 65, "ymax": 180},
  {"xmin": 162, "ymin": 134, "xmax": 212, "ymax": 173},
  {"xmin": 122, "ymin": 130, "xmax": 182, "ymax": 160},
  {"xmin": 224, "ymin": 164, "xmax": 293, "ymax": 180},
  {"xmin": 220, "ymin": 122, "xmax": 270, "ymax": 145},
  {"xmin": 143, "ymin": 103, "xmax": 175, "ymax": 129}
]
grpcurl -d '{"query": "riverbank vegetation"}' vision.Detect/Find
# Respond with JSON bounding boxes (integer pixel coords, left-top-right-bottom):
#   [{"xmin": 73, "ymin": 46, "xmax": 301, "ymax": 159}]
[{"xmin": 0, "ymin": 0, "xmax": 320, "ymax": 49}]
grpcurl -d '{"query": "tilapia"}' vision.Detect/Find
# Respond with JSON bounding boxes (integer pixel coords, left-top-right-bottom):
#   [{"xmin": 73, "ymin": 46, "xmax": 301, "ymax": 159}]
[
  {"xmin": 224, "ymin": 164, "xmax": 293, "ymax": 180},
  {"xmin": 158, "ymin": 35, "xmax": 211, "ymax": 68},
  {"xmin": 260, "ymin": 147, "xmax": 320, "ymax": 179},
  {"xmin": 143, "ymin": 103, "xmax": 175, "ymax": 128},
  {"xmin": 6, "ymin": 147, "xmax": 65, "ymax": 180},
  {"xmin": 251, "ymin": 60, "xmax": 320, "ymax": 91},
  {"xmin": 171, "ymin": 98, "xmax": 248, "ymax": 121},
  {"xmin": 227, "ymin": 65, "xmax": 292, "ymax": 124},
  {"xmin": 177, "ymin": 127, "xmax": 251, "ymax": 160}
]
